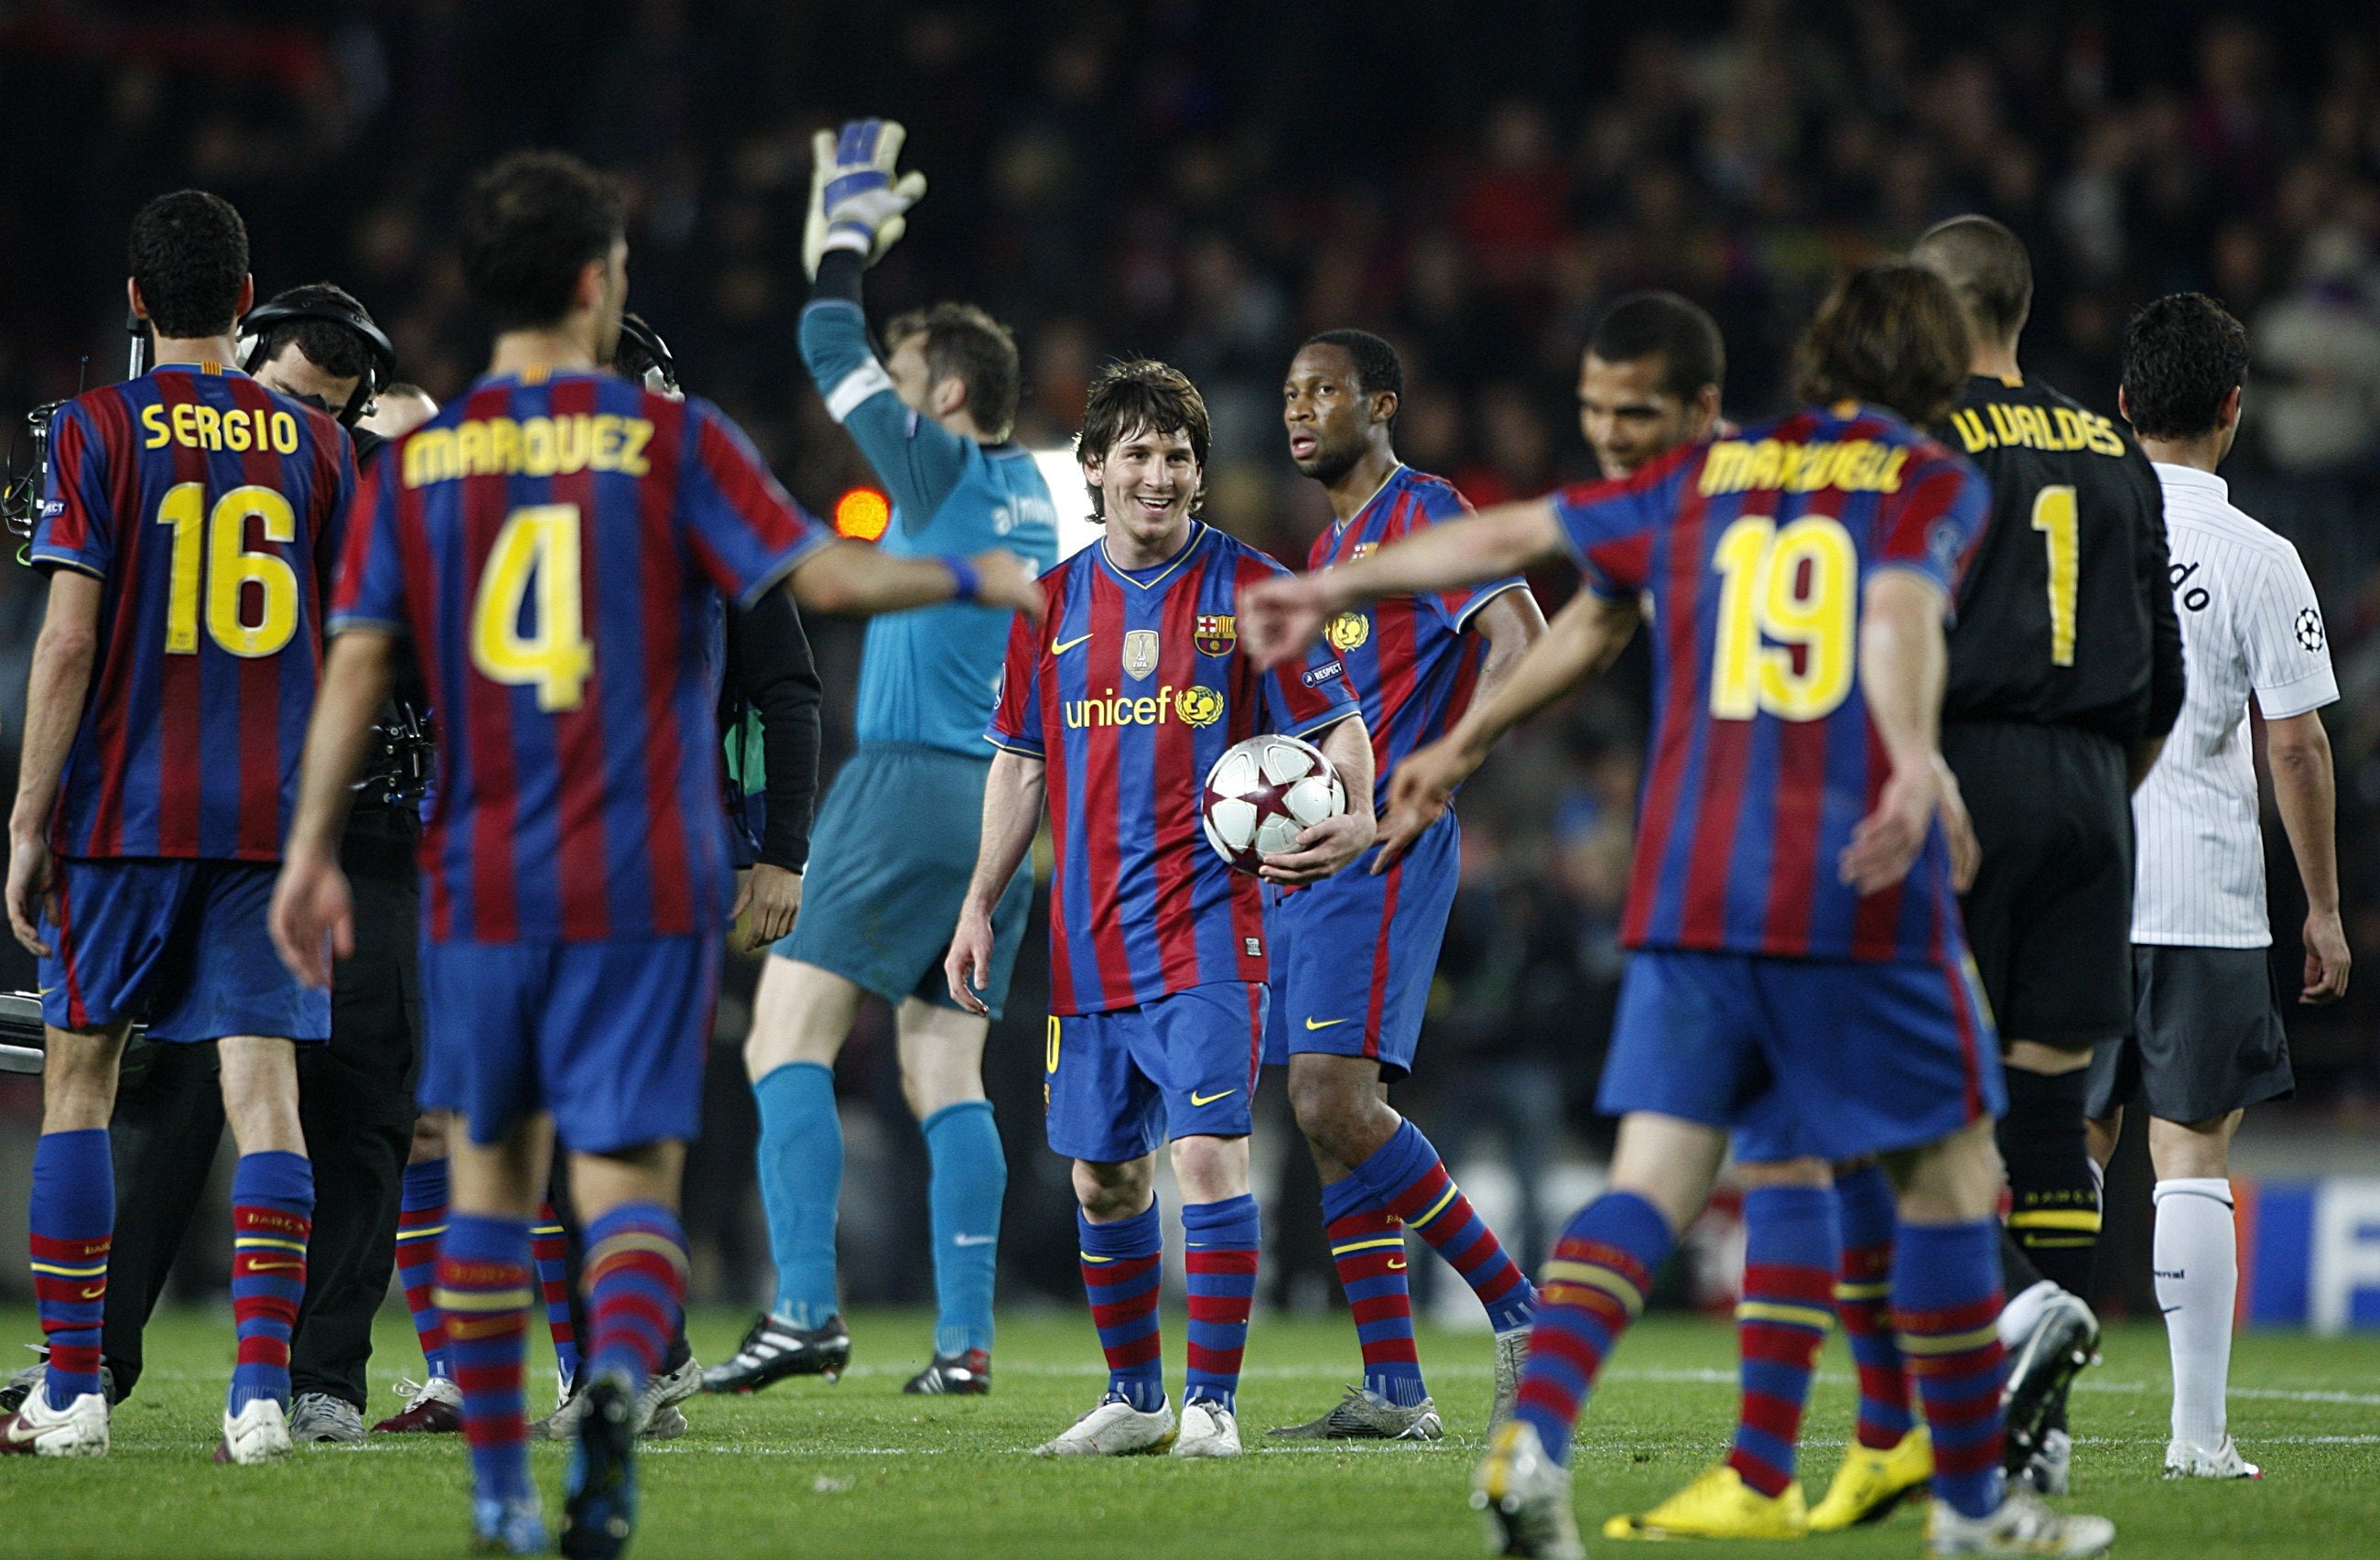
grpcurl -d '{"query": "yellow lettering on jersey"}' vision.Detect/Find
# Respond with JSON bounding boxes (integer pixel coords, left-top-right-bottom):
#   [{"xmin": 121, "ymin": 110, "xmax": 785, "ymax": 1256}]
[
  {"xmin": 1963, "ymin": 402, "xmax": 2129, "ymax": 460},
  {"xmin": 403, "ymin": 415, "xmax": 658, "ymax": 488},
  {"xmin": 1698, "ymin": 439, "xmax": 1909, "ymax": 498},
  {"xmin": 142, "ymin": 404, "xmax": 170, "ymax": 449}
]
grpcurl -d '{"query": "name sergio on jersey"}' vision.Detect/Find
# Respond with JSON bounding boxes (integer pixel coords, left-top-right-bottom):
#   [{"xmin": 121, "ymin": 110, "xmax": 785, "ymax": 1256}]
[
  {"xmin": 1699, "ymin": 438, "xmax": 1912, "ymax": 497},
  {"xmin": 140, "ymin": 402, "xmax": 303, "ymax": 455},
  {"xmin": 403, "ymin": 414, "xmax": 655, "ymax": 488},
  {"xmin": 1065, "ymin": 684, "xmax": 1223, "ymax": 730},
  {"xmin": 1942, "ymin": 401, "xmax": 2127, "ymax": 459}
]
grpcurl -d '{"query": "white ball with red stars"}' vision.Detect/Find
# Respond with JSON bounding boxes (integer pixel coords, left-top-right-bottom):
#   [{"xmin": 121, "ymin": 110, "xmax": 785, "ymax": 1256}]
[{"xmin": 1202, "ymin": 733, "xmax": 1347, "ymax": 874}]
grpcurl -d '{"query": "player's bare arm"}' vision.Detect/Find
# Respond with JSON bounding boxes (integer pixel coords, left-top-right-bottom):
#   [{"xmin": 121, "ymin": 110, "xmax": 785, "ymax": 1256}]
[
  {"xmin": 1257, "ymin": 714, "xmax": 1376, "ymax": 886},
  {"xmin": 1840, "ymin": 569, "xmax": 1954, "ymax": 896},
  {"xmin": 269, "ymin": 630, "xmax": 398, "ymax": 989},
  {"xmin": 6, "ymin": 569, "xmax": 103, "ymax": 955},
  {"xmin": 945, "ymin": 747, "xmax": 1046, "ymax": 1013},
  {"xmin": 1239, "ymin": 498, "xmax": 1564, "ymax": 667},
  {"xmin": 1376, "ymin": 590, "xmax": 1632, "ymax": 871},
  {"xmin": 2262, "ymin": 705, "xmax": 2350, "ymax": 1003},
  {"xmin": 786, "ymin": 540, "xmax": 1044, "ymax": 623}
]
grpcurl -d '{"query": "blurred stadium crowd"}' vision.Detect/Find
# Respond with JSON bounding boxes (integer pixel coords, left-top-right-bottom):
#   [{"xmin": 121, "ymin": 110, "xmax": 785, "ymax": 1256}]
[{"xmin": 3, "ymin": 0, "xmax": 2379, "ymax": 1312}]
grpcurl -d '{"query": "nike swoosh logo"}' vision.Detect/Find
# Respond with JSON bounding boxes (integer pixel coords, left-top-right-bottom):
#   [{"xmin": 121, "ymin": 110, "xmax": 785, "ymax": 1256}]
[
  {"xmin": 1304, "ymin": 1016, "xmax": 1351, "ymax": 1031},
  {"xmin": 1189, "ymin": 1089, "xmax": 1237, "ymax": 1107},
  {"xmin": 1052, "ymin": 632, "xmax": 1093, "ymax": 654},
  {"xmin": 246, "ymin": 1260, "xmax": 304, "ymax": 1273},
  {"xmin": 952, "ymin": 1234, "xmax": 997, "ymax": 1247},
  {"xmin": 78, "ymin": 1285, "xmax": 103, "ymax": 1300},
  {"xmin": 1386, "ymin": 1258, "xmax": 1407, "ymax": 1271}
]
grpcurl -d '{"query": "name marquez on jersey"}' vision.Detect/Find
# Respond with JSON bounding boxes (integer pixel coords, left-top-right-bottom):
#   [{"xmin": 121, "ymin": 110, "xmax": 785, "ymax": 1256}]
[
  {"xmin": 1943, "ymin": 402, "xmax": 2127, "ymax": 459},
  {"xmin": 1064, "ymin": 684, "xmax": 1223, "ymax": 730},
  {"xmin": 403, "ymin": 414, "xmax": 654, "ymax": 488},
  {"xmin": 1698, "ymin": 438, "xmax": 1910, "ymax": 496},
  {"xmin": 140, "ymin": 402, "xmax": 302, "ymax": 455}
]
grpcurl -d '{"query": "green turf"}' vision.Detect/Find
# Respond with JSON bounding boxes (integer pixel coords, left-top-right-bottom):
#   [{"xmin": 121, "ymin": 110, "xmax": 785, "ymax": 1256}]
[{"xmin": 4, "ymin": 1304, "xmax": 2377, "ymax": 1557}]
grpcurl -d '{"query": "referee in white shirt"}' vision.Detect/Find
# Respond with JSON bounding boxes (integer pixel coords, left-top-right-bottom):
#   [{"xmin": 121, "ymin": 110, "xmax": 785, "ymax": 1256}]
[{"xmin": 2092, "ymin": 292, "xmax": 2352, "ymax": 1481}]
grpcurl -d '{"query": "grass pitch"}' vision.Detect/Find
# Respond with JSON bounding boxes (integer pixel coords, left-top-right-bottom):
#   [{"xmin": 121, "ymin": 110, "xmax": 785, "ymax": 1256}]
[{"xmin": 4, "ymin": 1305, "xmax": 2377, "ymax": 1557}]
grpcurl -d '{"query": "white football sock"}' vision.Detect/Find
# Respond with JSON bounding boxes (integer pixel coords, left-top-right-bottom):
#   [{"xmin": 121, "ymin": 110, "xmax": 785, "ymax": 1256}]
[{"xmin": 2153, "ymin": 1176, "xmax": 2236, "ymax": 1450}]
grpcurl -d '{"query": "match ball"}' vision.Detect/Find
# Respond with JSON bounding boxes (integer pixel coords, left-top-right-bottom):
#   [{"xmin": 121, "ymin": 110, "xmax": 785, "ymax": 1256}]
[{"xmin": 1201, "ymin": 733, "xmax": 1346, "ymax": 873}]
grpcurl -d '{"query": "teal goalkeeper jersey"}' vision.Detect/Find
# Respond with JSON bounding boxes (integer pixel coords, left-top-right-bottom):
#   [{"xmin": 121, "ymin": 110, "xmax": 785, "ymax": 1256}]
[{"xmin": 800, "ymin": 297, "xmax": 1060, "ymax": 757}]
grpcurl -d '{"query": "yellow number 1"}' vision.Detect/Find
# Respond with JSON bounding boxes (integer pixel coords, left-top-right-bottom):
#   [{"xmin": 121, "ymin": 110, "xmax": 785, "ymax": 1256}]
[
  {"xmin": 471, "ymin": 504, "xmax": 592, "ymax": 711},
  {"xmin": 2031, "ymin": 484, "xmax": 2079, "ymax": 666}
]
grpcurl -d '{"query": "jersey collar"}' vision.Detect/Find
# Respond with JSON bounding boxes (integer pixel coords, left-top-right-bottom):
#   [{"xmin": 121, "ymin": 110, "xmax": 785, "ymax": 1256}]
[
  {"xmin": 2151, "ymin": 460, "xmax": 2229, "ymax": 504},
  {"xmin": 1096, "ymin": 519, "xmax": 1207, "ymax": 590},
  {"xmin": 1333, "ymin": 462, "xmax": 1406, "ymax": 537}
]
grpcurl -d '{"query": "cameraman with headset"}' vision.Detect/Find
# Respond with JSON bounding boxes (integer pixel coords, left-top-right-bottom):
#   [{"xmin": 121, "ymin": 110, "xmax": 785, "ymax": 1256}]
[{"xmin": 0, "ymin": 284, "xmax": 427, "ymax": 1444}]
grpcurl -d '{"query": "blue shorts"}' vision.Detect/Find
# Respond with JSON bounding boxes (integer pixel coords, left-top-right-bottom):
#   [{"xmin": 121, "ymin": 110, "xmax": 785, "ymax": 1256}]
[
  {"xmin": 1600, "ymin": 948, "xmax": 2004, "ymax": 1164},
  {"xmin": 1261, "ymin": 813, "xmax": 1459, "ymax": 1081},
  {"xmin": 1044, "ymin": 982, "xmax": 1267, "ymax": 1164},
  {"xmin": 419, "ymin": 934, "xmax": 720, "ymax": 1154},
  {"xmin": 778, "ymin": 743, "xmax": 1033, "ymax": 1018},
  {"xmin": 38, "ymin": 859, "xmax": 329, "ymax": 1044}
]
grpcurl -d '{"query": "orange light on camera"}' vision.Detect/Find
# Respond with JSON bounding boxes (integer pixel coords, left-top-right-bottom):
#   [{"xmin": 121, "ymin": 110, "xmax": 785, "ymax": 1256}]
[{"xmin": 834, "ymin": 487, "xmax": 891, "ymax": 541}]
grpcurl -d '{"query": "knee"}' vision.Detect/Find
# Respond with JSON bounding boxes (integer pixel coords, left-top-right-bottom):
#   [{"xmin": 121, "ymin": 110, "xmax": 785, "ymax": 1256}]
[
  {"xmin": 1072, "ymin": 1161, "xmax": 1151, "ymax": 1221},
  {"xmin": 1736, "ymin": 1155, "xmax": 1832, "ymax": 1190},
  {"xmin": 1286, "ymin": 1067, "xmax": 1389, "ymax": 1160},
  {"xmin": 1168, "ymin": 1135, "xmax": 1250, "ymax": 1203}
]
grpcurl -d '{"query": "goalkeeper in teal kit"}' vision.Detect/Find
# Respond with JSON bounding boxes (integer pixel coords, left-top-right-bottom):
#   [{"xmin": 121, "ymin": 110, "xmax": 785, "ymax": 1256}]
[{"xmin": 708, "ymin": 121, "xmax": 1060, "ymax": 1399}]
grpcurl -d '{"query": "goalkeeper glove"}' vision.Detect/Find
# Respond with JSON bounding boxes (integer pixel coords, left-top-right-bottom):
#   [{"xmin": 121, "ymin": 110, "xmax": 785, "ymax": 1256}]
[{"xmin": 803, "ymin": 118, "xmax": 926, "ymax": 278}]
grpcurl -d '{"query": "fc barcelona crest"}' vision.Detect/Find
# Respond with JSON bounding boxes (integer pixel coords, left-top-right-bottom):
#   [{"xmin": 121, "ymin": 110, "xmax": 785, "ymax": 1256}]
[
  {"xmin": 1350, "ymin": 542, "xmax": 1378, "ymax": 560},
  {"xmin": 1195, "ymin": 614, "xmax": 1237, "ymax": 655},
  {"xmin": 1122, "ymin": 629, "xmax": 1161, "ymax": 680}
]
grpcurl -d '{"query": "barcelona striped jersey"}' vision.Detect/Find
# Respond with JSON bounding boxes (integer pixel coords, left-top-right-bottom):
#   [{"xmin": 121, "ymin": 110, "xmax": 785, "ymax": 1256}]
[
  {"xmin": 1552, "ymin": 403, "xmax": 1990, "ymax": 963},
  {"xmin": 1305, "ymin": 464, "xmax": 1527, "ymax": 808},
  {"xmin": 988, "ymin": 521, "xmax": 1359, "ymax": 1014},
  {"xmin": 33, "ymin": 364, "xmax": 357, "ymax": 861},
  {"xmin": 332, "ymin": 369, "xmax": 831, "ymax": 945}
]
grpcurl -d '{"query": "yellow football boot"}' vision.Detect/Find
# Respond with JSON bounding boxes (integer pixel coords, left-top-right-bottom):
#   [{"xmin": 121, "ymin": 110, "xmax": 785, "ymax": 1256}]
[
  {"xmin": 1809, "ymin": 1425, "xmax": 1932, "ymax": 1532},
  {"xmin": 1603, "ymin": 1462, "xmax": 1810, "ymax": 1541}
]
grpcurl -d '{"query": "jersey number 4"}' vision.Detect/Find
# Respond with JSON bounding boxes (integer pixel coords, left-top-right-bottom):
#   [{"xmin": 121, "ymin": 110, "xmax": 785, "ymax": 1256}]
[
  {"xmin": 472, "ymin": 503, "xmax": 592, "ymax": 711},
  {"xmin": 155, "ymin": 482, "xmax": 300, "ymax": 659},
  {"xmin": 2031, "ymin": 484, "xmax": 2079, "ymax": 666},
  {"xmin": 1708, "ymin": 515, "xmax": 1855, "ymax": 721}
]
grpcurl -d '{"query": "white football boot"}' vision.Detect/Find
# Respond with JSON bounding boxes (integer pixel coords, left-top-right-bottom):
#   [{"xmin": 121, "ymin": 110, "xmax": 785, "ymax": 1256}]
[
  {"xmin": 216, "ymin": 1396, "xmax": 294, "ymax": 1464},
  {"xmin": 1033, "ymin": 1393, "xmax": 1176, "ymax": 1457},
  {"xmin": 1472, "ymin": 1419, "xmax": 1583, "ymax": 1560},
  {"xmin": 1927, "ymin": 1488, "xmax": 2114, "ymax": 1556},
  {"xmin": 2165, "ymin": 1435, "xmax": 2261, "ymax": 1479},
  {"xmin": 1491, "ymin": 1325, "xmax": 1532, "ymax": 1427},
  {"xmin": 0, "ymin": 1385, "xmax": 109, "ymax": 1457},
  {"xmin": 1171, "ymin": 1399, "xmax": 1241, "ymax": 1458}
]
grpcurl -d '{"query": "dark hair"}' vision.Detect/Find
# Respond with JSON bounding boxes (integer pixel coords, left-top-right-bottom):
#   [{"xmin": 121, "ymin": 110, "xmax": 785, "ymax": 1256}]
[
  {"xmin": 129, "ymin": 190, "xmax": 248, "ymax": 339},
  {"xmin": 884, "ymin": 303, "xmax": 1022, "ymax": 441},
  {"xmin": 1910, "ymin": 214, "xmax": 2032, "ymax": 343},
  {"xmin": 252, "ymin": 282, "xmax": 379, "ymax": 384},
  {"xmin": 459, "ymin": 150, "xmax": 625, "ymax": 331},
  {"xmin": 1791, "ymin": 264, "xmax": 1972, "ymax": 426},
  {"xmin": 1299, "ymin": 328, "xmax": 1404, "ymax": 406},
  {"xmin": 2121, "ymin": 293, "xmax": 2249, "ymax": 440},
  {"xmin": 1077, "ymin": 359, "xmax": 1211, "ymax": 515},
  {"xmin": 1587, "ymin": 290, "xmax": 1726, "ymax": 401}
]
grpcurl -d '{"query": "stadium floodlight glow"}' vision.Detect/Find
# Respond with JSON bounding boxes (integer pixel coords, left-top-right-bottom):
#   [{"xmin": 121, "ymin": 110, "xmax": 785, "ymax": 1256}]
[
  {"xmin": 1033, "ymin": 448, "xmax": 1102, "ymax": 563},
  {"xmin": 832, "ymin": 486, "xmax": 892, "ymax": 541}
]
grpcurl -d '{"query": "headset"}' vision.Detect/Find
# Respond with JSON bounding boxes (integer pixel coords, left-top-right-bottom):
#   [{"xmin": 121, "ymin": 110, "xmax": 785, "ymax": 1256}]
[
  {"xmin": 615, "ymin": 311, "xmax": 680, "ymax": 396},
  {"xmin": 236, "ymin": 294, "xmax": 397, "ymax": 428}
]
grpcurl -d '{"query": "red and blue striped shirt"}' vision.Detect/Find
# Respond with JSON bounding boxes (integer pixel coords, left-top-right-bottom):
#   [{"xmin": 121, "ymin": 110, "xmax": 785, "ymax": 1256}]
[
  {"xmin": 1306, "ymin": 464, "xmax": 1526, "ymax": 809},
  {"xmin": 989, "ymin": 522, "xmax": 1359, "ymax": 1014},
  {"xmin": 332, "ymin": 370, "xmax": 831, "ymax": 945},
  {"xmin": 1552, "ymin": 404, "xmax": 1990, "ymax": 964},
  {"xmin": 34, "ymin": 365, "xmax": 356, "ymax": 862}
]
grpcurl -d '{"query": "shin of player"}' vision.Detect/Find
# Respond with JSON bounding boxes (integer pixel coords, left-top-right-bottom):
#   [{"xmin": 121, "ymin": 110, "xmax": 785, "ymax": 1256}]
[
  {"xmin": 1265, "ymin": 330, "xmax": 1547, "ymax": 1443},
  {"xmin": 2093, "ymin": 294, "xmax": 2350, "ymax": 1480},
  {"xmin": 270, "ymin": 148, "xmax": 1031, "ymax": 1557},
  {"xmin": 4, "ymin": 192, "xmax": 352, "ymax": 1466},
  {"xmin": 722, "ymin": 126, "xmax": 1059, "ymax": 1400},
  {"xmin": 947, "ymin": 360, "xmax": 1371, "ymax": 1461}
]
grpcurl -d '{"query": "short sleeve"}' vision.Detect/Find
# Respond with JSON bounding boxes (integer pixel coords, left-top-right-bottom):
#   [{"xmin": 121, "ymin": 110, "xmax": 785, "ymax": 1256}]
[
  {"xmin": 1264, "ymin": 639, "xmax": 1360, "ymax": 739},
  {"xmin": 29, "ymin": 401, "xmax": 113, "ymax": 580},
  {"xmin": 1400, "ymin": 479, "xmax": 1527, "ymax": 632},
  {"xmin": 329, "ymin": 452, "xmax": 409, "ymax": 636},
  {"xmin": 1550, "ymin": 444, "xmax": 1695, "ymax": 598},
  {"xmin": 986, "ymin": 606, "xmax": 1045, "ymax": 757},
  {"xmin": 1872, "ymin": 450, "xmax": 1990, "ymax": 602},
  {"xmin": 677, "ymin": 397, "xmax": 837, "ymax": 608},
  {"xmin": 2242, "ymin": 541, "xmax": 2338, "ymax": 720}
]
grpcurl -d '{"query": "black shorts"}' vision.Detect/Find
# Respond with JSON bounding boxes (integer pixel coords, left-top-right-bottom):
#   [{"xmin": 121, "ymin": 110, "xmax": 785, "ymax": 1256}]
[
  {"xmin": 1942, "ymin": 720, "xmax": 2133, "ymax": 1049},
  {"xmin": 2085, "ymin": 945, "xmax": 2294, "ymax": 1123}
]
